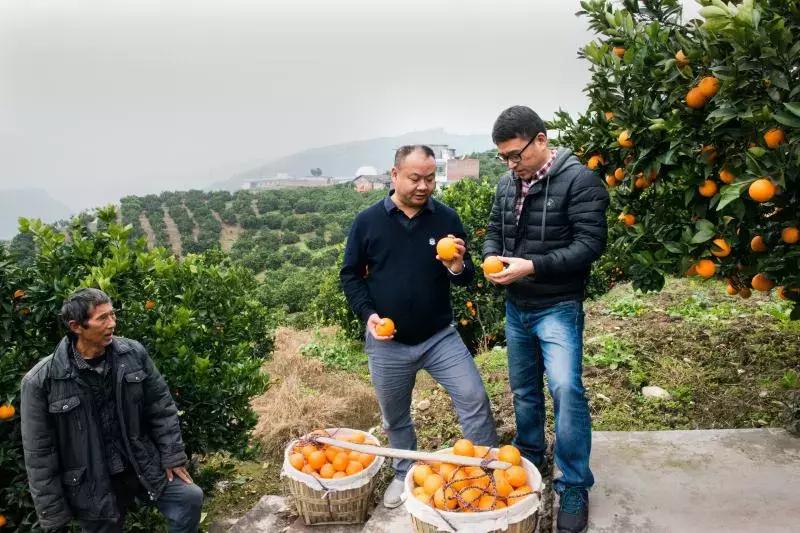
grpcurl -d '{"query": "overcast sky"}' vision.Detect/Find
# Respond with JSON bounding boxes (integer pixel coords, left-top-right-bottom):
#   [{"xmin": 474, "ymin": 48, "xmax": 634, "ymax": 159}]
[{"xmin": 0, "ymin": 0, "xmax": 702, "ymax": 212}]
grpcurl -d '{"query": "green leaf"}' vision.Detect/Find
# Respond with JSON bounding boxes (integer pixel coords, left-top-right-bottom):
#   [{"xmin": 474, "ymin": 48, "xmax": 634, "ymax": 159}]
[
  {"xmin": 785, "ymin": 102, "xmax": 800, "ymax": 118},
  {"xmin": 774, "ymin": 112, "xmax": 800, "ymax": 128},
  {"xmin": 691, "ymin": 219, "xmax": 716, "ymax": 243},
  {"xmin": 748, "ymin": 147, "xmax": 766, "ymax": 158},
  {"xmin": 716, "ymin": 182, "xmax": 750, "ymax": 211}
]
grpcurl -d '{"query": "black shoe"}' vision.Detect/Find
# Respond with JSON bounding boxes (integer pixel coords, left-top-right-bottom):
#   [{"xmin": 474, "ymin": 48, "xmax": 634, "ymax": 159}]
[{"xmin": 557, "ymin": 487, "xmax": 588, "ymax": 533}]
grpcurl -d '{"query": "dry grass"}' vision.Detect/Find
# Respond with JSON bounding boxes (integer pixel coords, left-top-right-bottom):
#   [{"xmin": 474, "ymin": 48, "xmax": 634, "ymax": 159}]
[{"xmin": 250, "ymin": 327, "xmax": 380, "ymax": 458}]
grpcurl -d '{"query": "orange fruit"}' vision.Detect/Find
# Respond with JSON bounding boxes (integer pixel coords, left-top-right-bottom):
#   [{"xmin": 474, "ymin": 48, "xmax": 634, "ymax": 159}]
[
  {"xmin": 614, "ymin": 167, "xmax": 625, "ymax": 181},
  {"xmin": 349, "ymin": 432, "xmax": 366, "ymax": 444},
  {"xmin": 618, "ymin": 213, "xmax": 636, "ymax": 227},
  {"xmin": 319, "ymin": 463, "xmax": 336, "ymax": 479},
  {"xmin": 726, "ymin": 283, "xmax": 738, "ymax": 296},
  {"xmin": 505, "ymin": 465, "xmax": 527, "ymax": 488},
  {"xmin": 587, "ymin": 154, "xmax": 604, "ymax": 170},
  {"xmin": 458, "ymin": 487, "xmax": 483, "ymax": 509},
  {"xmin": 289, "ymin": 453, "xmax": 305, "ymax": 471},
  {"xmin": 750, "ymin": 235, "xmax": 768, "ymax": 252},
  {"xmin": 301, "ymin": 444, "xmax": 317, "ymax": 459},
  {"xmin": 0, "ymin": 404, "xmax": 15, "ymax": 421},
  {"xmin": 698, "ymin": 180, "xmax": 718, "ymax": 197},
  {"xmin": 748, "ymin": 179, "xmax": 776, "ymax": 203},
  {"xmin": 472, "ymin": 445, "xmax": 490, "ymax": 458},
  {"xmin": 301, "ymin": 464, "xmax": 315, "ymax": 475},
  {"xmin": 145, "ymin": 300, "xmax": 156, "ymax": 310},
  {"xmin": 698, "ymin": 76, "xmax": 720, "ymax": 98},
  {"xmin": 718, "ymin": 168, "xmax": 735, "ymax": 184},
  {"xmin": 0, "ymin": 514, "xmax": 6, "ymax": 527},
  {"xmin": 477, "ymin": 494, "xmax": 498, "ymax": 511},
  {"xmin": 751, "ymin": 273, "xmax": 775, "ymax": 292},
  {"xmin": 781, "ymin": 226, "xmax": 799, "ymax": 244},
  {"xmin": 423, "ymin": 473, "xmax": 444, "ymax": 495},
  {"xmin": 439, "ymin": 463, "xmax": 458, "ymax": 482},
  {"xmin": 710, "ymin": 238, "xmax": 731, "ymax": 258},
  {"xmin": 308, "ymin": 450, "xmax": 327, "ymax": 471},
  {"xmin": 449, "ymin": 468, "xmax": 471, "ymax": 491},
  {"xmin": 493, "ymin": 469, "xmax": 514, "ymax": 498},
  {"xmin": 433, "ymin": 487, "xmax": 458, "ymax": 510},
  {"xmin": 345, "ymin": 461, "xmax": 364, "ymax": 475},
  {"xmin": 686, "ymin": 87, "xmax": 707, "ymax": 109},
  {"xmin": 374, "ymin": 318, "xmax": 395, "ymax": 337},
  {"xmin": 466, "ymin": 467, "xmax": 491, "ymax": 490},
  {"xmin": 695, "ymin": 259, "xmax": 716, "ymax": 279},
  {"xmin": 497, "ymin": 445, "xmax": 522, "ymax": 466},
  {"xmin": 763, "ymin": 128, "xmax": 785, "ymax": 149},
  {"xmin": 482, "ymin": 256, "xmax": 504, "ymax": 275},
  {"xmin": 701, "ymin": 145, "xmax": 717, "ymax": 163},
  {"xmin": 739, "ymin": 287, "xmax": 752, "ymax": 299},
  {"xmin": 675, "ymin": 49, "xmax": 689, "ymax": 67},
  {"xmin": 605, "ymin": 175, "xmax": 618, "ymax": 187},
  {"xmin": 326, "ymin": 445, "xmax": 344, "ymax": 462},
  {"xmin": 507, "ymin": 485, "xmax": 532, "ymax": 506},
  {"xmin": 413, "ymin": 487, "xmax": 432, "ymax": 504},
  {"xmin": 413, "ymin": 464, "xmax": 433, "ymax": 487},
  {"xmin": 453, "ymin": 438, "xmax": 475, "ymax": 457},
  {"xmin": 12, "ymin": 289, "xmax": 25, "ymax": 299},
  {"xmin": 332, "ymin": 471, "xmax": 347, "ymax": 479},
  {"xmin": 612, "ymin": 46, "xmax": 626, "ymax": 58},
  {"xmin": 618, "ymin": 130, "xmax": 634, "ymax": 149},
  {"xmin": 635, "ymin": 176, "xmax": 649, "ymax": 189},
  {"xmin": 604, "ymin": 111, "xmax": 615, "ymax": 121},
  {"xmin": 436, "ymin": 237, "xmax": 458, "ymax": 260},
  {"xmin": 332, "ymin": 452, "xmax": 349, "ymax": 472},
  {"xmin": 357, "ymin": 453, "xmax": 374, "ymax": 468}
]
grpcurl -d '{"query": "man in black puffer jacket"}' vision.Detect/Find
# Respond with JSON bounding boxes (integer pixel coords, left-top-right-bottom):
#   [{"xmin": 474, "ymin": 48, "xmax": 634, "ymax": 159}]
[
  {"xmin": 21, "ymin": 288, "xmax": 203, "ymax": 532},
  {"xmin": 483, "ymin": 106, "xmax": 609, "ymax": 533}
]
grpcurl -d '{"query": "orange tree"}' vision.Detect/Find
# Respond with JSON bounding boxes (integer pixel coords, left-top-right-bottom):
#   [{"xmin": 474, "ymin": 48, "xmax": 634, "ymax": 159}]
[
  {"xmin": 549, "ymin": 0, "xmax": 799, "ymax": 316},
  {"xmin": 0, "ymin": 207, "xmax": 274, "ymax": 531}
]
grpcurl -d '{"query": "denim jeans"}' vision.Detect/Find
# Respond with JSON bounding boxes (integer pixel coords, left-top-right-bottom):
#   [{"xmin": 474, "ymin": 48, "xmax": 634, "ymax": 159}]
[
  {"xmin": 365, "ymin": 325, "xmax": 498, "ymax": 480},
  {"xmin": 76, "ymin": 473, "xmax": 203, "ymax": 533},
  {"xmin": 505, "ymin": 299, "xmax": 594, "ymax": 494}
]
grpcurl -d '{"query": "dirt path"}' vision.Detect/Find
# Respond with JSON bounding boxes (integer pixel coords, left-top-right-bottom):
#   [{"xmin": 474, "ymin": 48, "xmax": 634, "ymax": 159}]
[
  {"xmin": 213, "ymin": 210, "xmax": 244, "ymax": 252},
  {"xmin": 161, "ymin": 207, "xmax": 183, "ymax": 256},
  {"xmin": 138, "ymin": 213, "xmax": 157, "ymax": 249}
]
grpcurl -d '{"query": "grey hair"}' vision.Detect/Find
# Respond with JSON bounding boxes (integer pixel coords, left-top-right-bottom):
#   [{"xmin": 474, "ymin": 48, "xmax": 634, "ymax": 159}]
[{"xmin": 60, "ymin": 288, "xmax": 112, "ymax": 329}]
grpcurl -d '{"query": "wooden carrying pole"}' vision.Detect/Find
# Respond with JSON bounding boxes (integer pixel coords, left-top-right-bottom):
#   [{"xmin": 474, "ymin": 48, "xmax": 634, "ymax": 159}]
[{"xmin": 314, "ymin": 436, "xmax": 512, "ymax": 471}]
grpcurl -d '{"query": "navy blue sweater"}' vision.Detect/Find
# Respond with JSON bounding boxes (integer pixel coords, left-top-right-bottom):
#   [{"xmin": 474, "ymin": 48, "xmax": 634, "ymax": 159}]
[{"xmin": 340, "ymin": 196, "xmax": 475, "ymax": 345}]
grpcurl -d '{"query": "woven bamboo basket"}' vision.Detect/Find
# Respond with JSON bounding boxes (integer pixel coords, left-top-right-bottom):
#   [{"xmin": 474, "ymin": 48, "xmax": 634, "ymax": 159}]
[
  {"xmin": 282, "ymin": 428, "xmax": 384, "ymax": 526},
  {"xmin": 404, "ymin": 447, "xmax": 543, "ymax": 533}
]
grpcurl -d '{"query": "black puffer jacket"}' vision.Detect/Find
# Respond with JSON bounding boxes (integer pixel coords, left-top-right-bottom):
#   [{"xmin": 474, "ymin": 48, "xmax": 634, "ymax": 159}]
[
  {"xmin": 483, "ymin": 148, "xmax": 609, "ymax": 308},
  {"xmin": 21, "ymin": 336, "xmax": 187, "ymax": 529}
]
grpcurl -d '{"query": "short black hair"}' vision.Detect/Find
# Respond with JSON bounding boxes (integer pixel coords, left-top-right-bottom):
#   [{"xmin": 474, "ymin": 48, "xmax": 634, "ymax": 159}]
[
  {"xmin": 60, "ymin": 288, "xmax": 112, "ymax": 330},
  {"xmin": 492, "ymin": 106, "xmax": 547, "ymax": 144},
  {"xmin": 394, "ymin": 144, "xmax": 436, "ymax": 168}
]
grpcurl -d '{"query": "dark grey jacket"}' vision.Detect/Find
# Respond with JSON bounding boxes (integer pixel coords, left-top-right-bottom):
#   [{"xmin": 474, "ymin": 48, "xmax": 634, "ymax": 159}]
[
  {"xmin": 21, "ymin": 336, "xmax": 187, "ymax": 529},
  {"xmin": 483, "ymin": 148, "xmax": 609, "ymax": 308}
]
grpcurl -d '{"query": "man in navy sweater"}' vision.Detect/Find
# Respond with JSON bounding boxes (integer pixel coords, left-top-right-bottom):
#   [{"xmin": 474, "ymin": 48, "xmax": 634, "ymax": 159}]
[{"xmin": 340, "ymin": 145, "xmax": 497, "ymax": 508}]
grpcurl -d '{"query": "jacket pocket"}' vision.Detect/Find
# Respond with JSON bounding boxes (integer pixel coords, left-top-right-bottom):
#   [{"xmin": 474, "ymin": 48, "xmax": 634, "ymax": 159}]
[
  {"xmin": 61, "ymin": 466, "xmax": 96, "ymax": 517},
  {"xmin": 124, "ymin": 369, "xmax": 147, "ymax": 403},
  {"xmin": 49, "ymin": 395, "xmax": 84, "ymax": 432}
]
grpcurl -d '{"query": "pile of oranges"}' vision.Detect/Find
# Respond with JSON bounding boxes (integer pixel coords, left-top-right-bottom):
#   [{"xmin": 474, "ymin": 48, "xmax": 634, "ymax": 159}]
[
  {"xmin": 287, "ymin": 432, "xmax": 377, "ymax": 479},
  {"xmin": 409, "ymin": 439, "xmax": 535, "ymax": 513}
]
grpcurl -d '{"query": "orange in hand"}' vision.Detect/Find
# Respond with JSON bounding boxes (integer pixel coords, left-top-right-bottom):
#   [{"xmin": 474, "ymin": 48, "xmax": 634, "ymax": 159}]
[
  {"xmin": 436, "ymin": 237, "xmax": 457, "ymax": 260},
  {"xmin": 374, "ymin": 318, "xmax": 395, "ymax": 337}
]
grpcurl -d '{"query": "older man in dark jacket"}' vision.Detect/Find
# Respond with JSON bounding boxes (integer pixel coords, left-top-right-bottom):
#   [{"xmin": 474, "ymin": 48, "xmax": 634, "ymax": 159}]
[
  {"xmin": 483, "ymin": 106, "xmax": 609, "ymax": 533},
  {"xmin": 21, "ymin": 288, "xmax": 203, "ymax": 532}
]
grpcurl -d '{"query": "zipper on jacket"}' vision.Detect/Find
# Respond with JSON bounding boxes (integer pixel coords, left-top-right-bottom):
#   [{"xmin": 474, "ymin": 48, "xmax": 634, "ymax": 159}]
[{"xmin": 115, "ymin": 362, "xmax": 156, "ymax": 501}]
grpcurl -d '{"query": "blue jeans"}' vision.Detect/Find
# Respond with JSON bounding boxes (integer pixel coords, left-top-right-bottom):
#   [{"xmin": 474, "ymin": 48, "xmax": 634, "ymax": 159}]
[
  {"xmin": 77, "ymin": 475, "xmax": 203, "ymax": 533},
  {"xmin": 365, "ymin": 325, "xmax": 498, "ymax": 480},
  {"xmin": 505, "ymin": 299, "xmax": 594, "ymax": 494}
]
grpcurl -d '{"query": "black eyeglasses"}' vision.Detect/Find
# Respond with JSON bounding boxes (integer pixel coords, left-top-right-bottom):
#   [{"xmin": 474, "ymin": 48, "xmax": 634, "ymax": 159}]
[{"xmin": 496, "ymin": 137, "xmax": 535, "ymax": 164}]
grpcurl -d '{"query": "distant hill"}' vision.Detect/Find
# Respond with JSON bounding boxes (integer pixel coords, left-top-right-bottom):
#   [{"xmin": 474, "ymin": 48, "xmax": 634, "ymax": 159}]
[
  {"xmin": 0, "ymin": 188, "xmax": 73, "ymax": 240},
  {"xmin": 212, "ymin": 128, "xmax": 492, "ymax": 191}
]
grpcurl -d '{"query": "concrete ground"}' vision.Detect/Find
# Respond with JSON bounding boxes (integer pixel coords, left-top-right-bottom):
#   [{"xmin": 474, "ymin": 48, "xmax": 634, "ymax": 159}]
[{"xmin": 224, "ymin": 429, "xmax": 799, "ymax": 532}]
